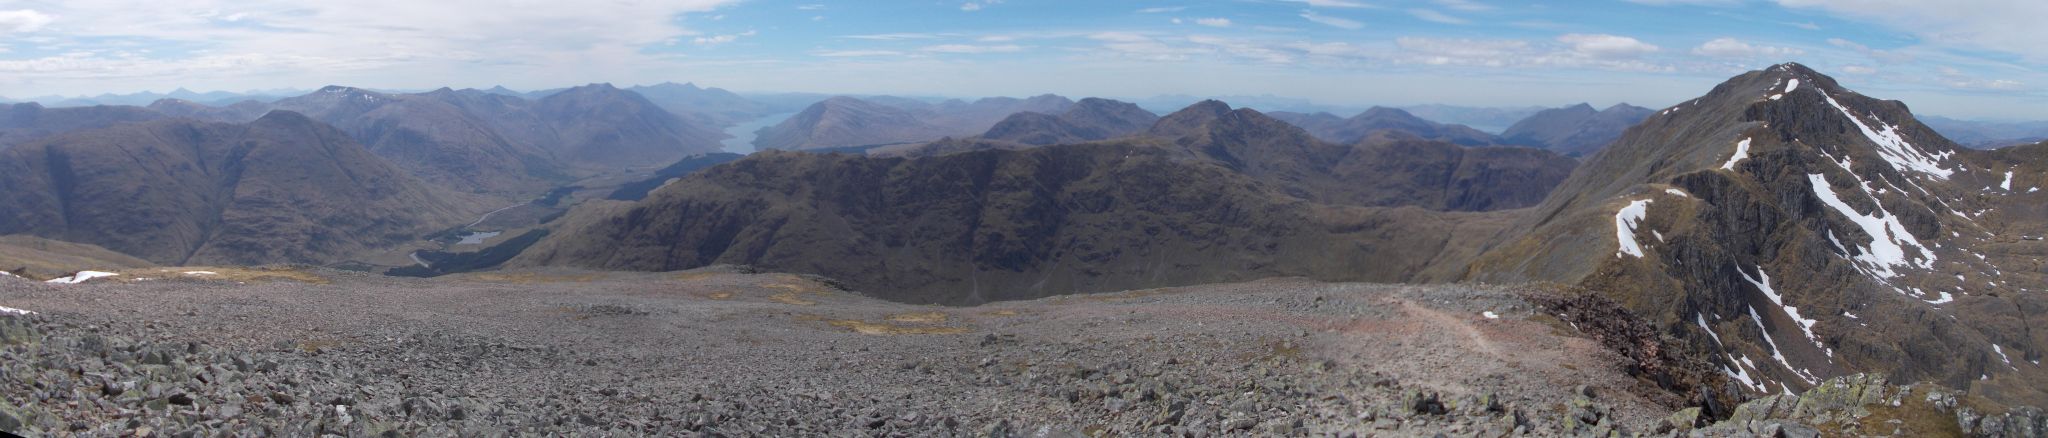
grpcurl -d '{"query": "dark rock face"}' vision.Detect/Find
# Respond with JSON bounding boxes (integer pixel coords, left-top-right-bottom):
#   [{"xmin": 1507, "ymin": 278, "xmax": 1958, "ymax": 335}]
[
  {"xmin": 1499, "ymin": 103, "xmax": 1653, "ymax": 156},
  {"xmin": 1270, "ymin": 106, "xmax": 1498, "ymax": 146},
  {"xmin": 0, "ymin": 112, "xmax": 467, "ymax": 265},
  {"xmin": 1467, "ymin": 63, "xmax": 2048, "ymax": 408}
]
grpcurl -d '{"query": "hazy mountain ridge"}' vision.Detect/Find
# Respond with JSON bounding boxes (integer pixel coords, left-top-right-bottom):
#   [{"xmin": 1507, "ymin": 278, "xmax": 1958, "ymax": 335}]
[
  {"xmin": 1269, "ymin": 106, "xmax": 1499, "ymax": 146},
  {"xmin": 1498, "ymin": 103, "xmax": 1655, "ymax": 156},
  {"xmin": 0, "ymin": 103, "xmax": 168, "ymax": 152},
  {"xmin": 752, "ymin": 94, "xmax": 1079, "ymax": 151},
  {"xmin": 0, "ymin": 111, "xmax": 471, "ymax": 265}
]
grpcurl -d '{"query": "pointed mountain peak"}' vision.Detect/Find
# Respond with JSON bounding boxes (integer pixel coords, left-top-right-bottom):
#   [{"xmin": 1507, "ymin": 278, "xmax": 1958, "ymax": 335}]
[
  {"xmin": 251, "ymin": 109, "xmax": 318, "ymax": 127},
  {"xmin": 1602, "ymin": 103, "xmax": 1645, "ymax": 112},
  {"xmin": 1147, "ymin": 100, "xmax": 1235, "ymax": 137},
  {"xmin": 1358, "ymin": 106, "xmax": 1420, "ymax": 120},
  {"xmin": 1564, "ymin": 103, "xmax": 1597, "ymax": 112},
  {"xmin": 1181, "ymin": 100, "xmax": 1234, "ymax": 116}
]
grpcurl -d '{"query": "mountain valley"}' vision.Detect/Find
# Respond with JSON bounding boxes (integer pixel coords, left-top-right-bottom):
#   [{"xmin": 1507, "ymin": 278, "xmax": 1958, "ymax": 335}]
[{"xmin": 4, "ymin": 62, "xmax": 2048, "ymax": 437}]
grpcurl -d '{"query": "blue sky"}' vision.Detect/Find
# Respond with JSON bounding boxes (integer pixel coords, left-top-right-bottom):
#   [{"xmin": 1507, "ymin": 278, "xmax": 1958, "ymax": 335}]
[{"xmin": 0, "ymin": 0, "xmax": 2044, "ymax": 119}]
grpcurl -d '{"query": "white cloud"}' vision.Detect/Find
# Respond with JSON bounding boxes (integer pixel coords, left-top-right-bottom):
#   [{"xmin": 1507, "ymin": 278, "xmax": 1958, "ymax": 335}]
[
  {"xmin": 1432, "ymin": 0, "xmax": 1492, "ymax": 11},
  {"xmin": 1557, "ymin": 33, "xmax": 1659, "ymax": 58},
  {"xmin": 1691, "ymin": 37, "xmax": 1804, "ymax": 58},
  {"xmin": 1625, "ymin": 0, "xmax": 1743, "ymax": 5},
  {"xmin": 1195, "ymin": 18, "xmax": 1232, "ymax": 27},
  {"xmin": 1186, "ymin": 35, "xmax": 1293, "ymax": 63},
  {"xmin": 1828, "ymin": 38, "xmax": 1913, "ymax": 64},
  {"xmin": 1300, "ymin": 10, "xmax": 1364, "ymax": 29},
  {"xmin": 0, "ymin": 9, "xmax": 54, "ymax": 33},
  {"xmin": 843, "ymin": 33, "xmax": 953, "ymax": 41},
  {"xmin": 692, "ymin": 30, "xmax": 754, "ymax": 46},
  {"xmin": 796, "ymin": 4, "xmax": 825, "ymax": 10},
  {"xmin": 814, "ymin": 50, "xmax": 904, "ymax": 57},
  {"xmin": 0, "ymin": 0, "xmax": 739, "ymax": 94},
  {"xmin": 921, "ymin": 44, "xmax": 1025, "ymax": 54},
  {"xmin": 1396, "ymin": 37, "xmax": 1530, "ymax": 66},
  {"xmin": 1840, "ymin": 65, "xmax": 1876, "ymax": 74},
  {"xmin": 1777, "ymin": 0, "xmax": 2048, "ymax": 62},
  {"xmin": 1407, "ymin": 9, "xmax": 1468, "ymax": 25},
  {"xmin": 1394, "ymin": 35, "xmax": 1673, "ymax": 72},
  {"xmin": 1136, "ymin": 7, "xmax": 1186, "ymax": 13},
  {"xmin": 1936, "ymin": 66, "xmax": 2024, "ymax": 91},
  {"xmin": 1280, "ymin": 0, "xmax": 1373, "ymax": 8},
  {"xmin": 960, "ymin": 3, "xmax": 982, "ymax": 11}
]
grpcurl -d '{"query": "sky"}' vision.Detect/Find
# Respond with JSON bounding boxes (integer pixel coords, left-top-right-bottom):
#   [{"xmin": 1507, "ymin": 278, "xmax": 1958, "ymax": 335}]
[{"xmin": 0, "ymin": 0, "xmax": 2044, "ymax": 119}]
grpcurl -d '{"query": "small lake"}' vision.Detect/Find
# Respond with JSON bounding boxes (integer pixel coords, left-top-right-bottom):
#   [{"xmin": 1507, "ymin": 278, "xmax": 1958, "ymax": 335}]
[
  {"xmin": 720, "ymin": 112, "xmax": 798, "ymax": 154},
  {"xmin": 455, "ymin": 231, "xmax": 502, "ymax": 245}
]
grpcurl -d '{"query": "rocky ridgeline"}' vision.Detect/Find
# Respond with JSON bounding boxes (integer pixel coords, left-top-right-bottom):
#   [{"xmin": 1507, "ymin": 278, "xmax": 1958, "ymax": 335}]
[{"xmin": 1688, "ymin": 374, "xmax": 2046, "ymax": 437}]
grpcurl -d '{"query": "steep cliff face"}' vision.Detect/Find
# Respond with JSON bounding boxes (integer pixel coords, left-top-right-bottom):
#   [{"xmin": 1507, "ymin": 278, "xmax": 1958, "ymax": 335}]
[{"xmin": 1467, "ymin": 64, "xmax": 2047, "ymax": 407}]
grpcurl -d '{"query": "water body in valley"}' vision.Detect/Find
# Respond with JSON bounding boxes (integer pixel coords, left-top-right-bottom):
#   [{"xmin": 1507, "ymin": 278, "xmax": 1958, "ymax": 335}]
[{"xmin": 720, "ymin": 112, "xmax": 798, "ymax": 154}]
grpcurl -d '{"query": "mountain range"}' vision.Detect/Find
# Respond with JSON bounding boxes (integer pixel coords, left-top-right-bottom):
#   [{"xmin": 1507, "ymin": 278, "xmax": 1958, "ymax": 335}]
[
  {"xmin": 511, "ymin": 100, "xmax": 1575, "ymax": 304},
  {"xmin": 500, "ymin": 63, "xmax": 2047, "ymax": 410},
  {"xmin": 1269, "ymin": 107, "xmax": 1500, "ymax": 146},
  {"xmin": 752, "ymin": 94, "xmax": 1078, "ymax": 150},
  {"xmin": 1498, "ymin": 103, "xmax": 1656, "ymax": 156},
  {"xmin": 0, "ymin": 111, "xmax": 471, "ymax": 265},
  {"xmin": 3, "ymin": 64, "xmax": 2044, "ymax": 412}
]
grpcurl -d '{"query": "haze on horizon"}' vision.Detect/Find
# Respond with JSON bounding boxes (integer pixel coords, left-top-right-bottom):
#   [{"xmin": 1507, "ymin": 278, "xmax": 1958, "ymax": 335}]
[{"xmin": 0, "ymin": 0, "xmax": 2044, "ymax": 120}]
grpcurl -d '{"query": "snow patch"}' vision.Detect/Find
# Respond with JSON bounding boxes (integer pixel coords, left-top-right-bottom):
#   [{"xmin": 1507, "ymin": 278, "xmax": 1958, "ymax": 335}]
[
  {"xmin": 1808, "ymin": 173, "xmax": 1936, "ymax": 280},
  {"xmin": 46, "ymin": 271, "xmax": 119, "ymax": 284},
  {"xmin": 2002, "ymin": 171, "xmax": 2014, "ymax": 191},
  {"xmin": 1750, "ymin": 306, "xmax": 1818, "ymax": 384},
  {"xmin": 1769, "ymin": 94, "xmax": 1783, "ymax": 101},
  {"xmin": 1724, "ymin": 354, "xmax": 1769, "ymax": 393},
  {"xmin": 1925, "ymin": 291, "xmax": 1954, "ymax": 305},
  {"xmin": 1665, "ymin": 188, "xmax": 1690, "ymax": 198},
  {"xmin": 1741, "ymin": 267, "xmax": 1830, "ymax": 357},
  {"xmin": 1994, "ymin": 344, "xmax": 2017, "ymax": 370},
  {"xmin": 1482, "ymin": 311, "xmax": 1500, "ymax": 319},
  {"xmin": 1785, "ymin": 78, "xmax": 1801, "ymax": 93},
  {"xmin": 1819, "ymin": 89, "xmax": 1953, "ymax": 179},
  {"xmin": 1696, "ymin": 313, "xmax": 1723, "ymax": 346},
  {"xmin": 182, "ymin": 271, "xmax": 218, "ymax": 276},
  {"xmin": 1722, "ymin": 138, "xmax": 1752, "ymax": 171},
  {"xmin": 0, "ymin": 305, "xmax": 32, "ymax": 315},
  {"xmin": 1615, "ymin": 199, "xmax": 1653, "ymax": 258}
]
